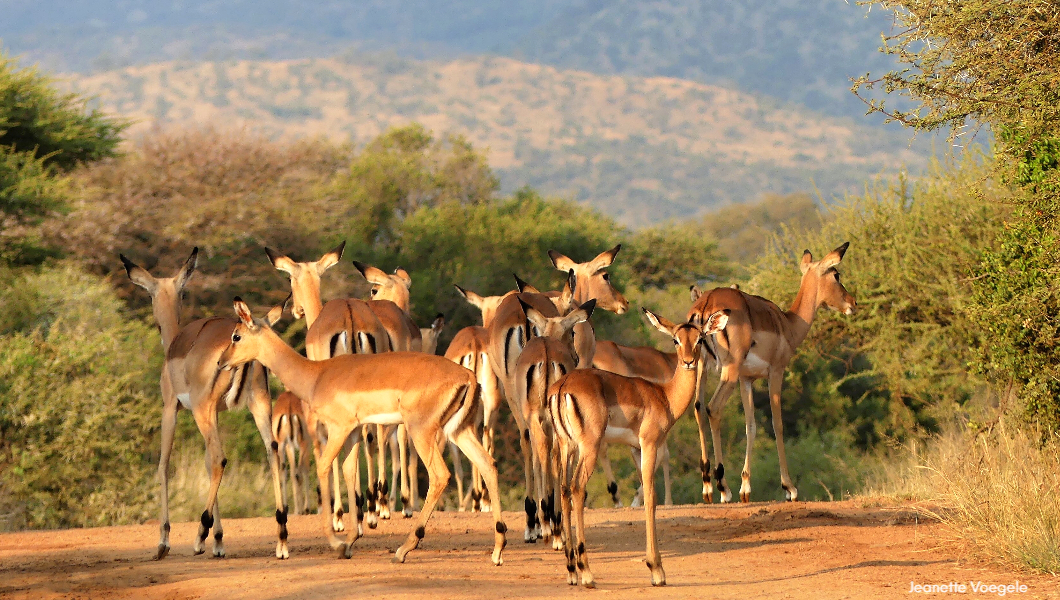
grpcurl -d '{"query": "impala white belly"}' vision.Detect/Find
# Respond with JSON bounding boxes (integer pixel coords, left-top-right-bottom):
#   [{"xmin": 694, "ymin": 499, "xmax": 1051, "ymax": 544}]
[
  {"xmin": 603, "ymin": 425, "xmax": 640, "ymax": 448},
  {"xmin": 176, "ymin": 393, "xmax": 192, "ymax": 409},
  {"xmin": 742, "ymin": 351, "xmax": 771, "ymax": 378},
  {"xmin": 360, "ymin": 412, "xmax": 403, "ymax": 425}
]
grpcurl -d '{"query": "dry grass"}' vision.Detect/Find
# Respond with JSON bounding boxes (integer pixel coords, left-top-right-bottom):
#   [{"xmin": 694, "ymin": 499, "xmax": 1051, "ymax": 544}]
[{"xmin": 862, "ymin": 423, "xmax": 1060, "ymax": 574}]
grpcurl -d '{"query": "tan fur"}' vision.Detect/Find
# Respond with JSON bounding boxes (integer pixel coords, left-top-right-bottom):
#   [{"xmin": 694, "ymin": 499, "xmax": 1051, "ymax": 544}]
[
  {"xmin": 219, "ymin": 301, "xmax": 507, "ymax": 565},
  {"xmin": 273, "ymin": 391, "xmax": 313, "ymax": 515},
  {"xmin": 685, "ymin": 242, "xmax": 857, "ymax": 503}
]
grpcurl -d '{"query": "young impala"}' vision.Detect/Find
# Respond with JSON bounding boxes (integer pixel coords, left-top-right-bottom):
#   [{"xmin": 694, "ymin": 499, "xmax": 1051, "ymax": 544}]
[
  {"xmin": 549, "ymin": 308, "xmax": 729, "ymax": 587},
  {"xmin": 219, "ymin": 298, "xmax": 508, "ymax": 565}
]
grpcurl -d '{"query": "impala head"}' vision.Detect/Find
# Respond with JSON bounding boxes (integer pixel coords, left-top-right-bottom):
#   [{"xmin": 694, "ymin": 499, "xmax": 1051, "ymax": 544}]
[
  {"xmin": 419, "ymin": 313, "xmax": 445, "ymax": 355},
  {"xmin": 265, "ymin": 242, "xmax": 344, "ymax": 320},
  {"xmin": 120, "ymin": 247, "xmax": 198, "ymax": 328},
  {"xmin": 455, "ymin": 285, "xmax": 514, "ymax": 328},
  {"xmin": 520, "ymin": 297, "xmax": 596, "ymax": 363},
  {"xmin": 353, "ymin": 261, "xmax": 412, "ymax": 309},
  {"xmin": 548, "ymin": 245, "xmax": 628, "ymax": 314},
  {"xmin": 643, "ymin": 307, "xmax": 729, "ymax": 370},
  {"xmin": 218, "ymin": 296, "xmax": 287, "ymax": 370},
  {"xmin": 799, "ymin": 242, "xmax": 856, "ymax": 316}
]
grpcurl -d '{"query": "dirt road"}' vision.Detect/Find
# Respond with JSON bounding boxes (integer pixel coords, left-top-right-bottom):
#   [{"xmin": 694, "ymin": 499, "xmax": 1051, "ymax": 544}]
[{"xmin": 1, "ymin": 500, "xmax": 1054, "ymax": 599}]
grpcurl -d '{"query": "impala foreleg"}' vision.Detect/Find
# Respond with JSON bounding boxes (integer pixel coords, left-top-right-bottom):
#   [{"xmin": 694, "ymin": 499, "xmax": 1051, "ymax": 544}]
[
  {"xmin": 396, "ymin": 429, "xmax": 451, "ymax": 564},
  {"xmin": 448, "ymin": 441, "xmax": 468, "ymax": 511},
  {"xmin": 768, "ymin": 370, "xmax": 797, "ymax": 501},
  {"xmin": 155, "ymin": 395, "xmax": 178, "ymax": 560},
  {"xmin": 451, "ymin": 427, "xmax": 507, "ymax": 566},
  {"xmin": 192, "ymin": 408, "xmax": 226, "ymax": 557},
  {"xmin": 640, "ymin": 443, "xmax": 665, "ymax": 586},
  {"xmin": 706, "ymin": 376, "xmax": 738, "ymax": 503},
  {"xmin": 248, "ymin": 387, "xmax": 289, "ymax": 559},
  {"xmin": 376, "ymin": 424, "xmax": 391, "ymax": 520},
  {"xmin": 317, "ymin": 431, "xmax": 351, "ymax": 554},
  {"xmin": 738, "ymin": 377, "xmax": 756, "ymax": 503},
  {"xmin": 529, "ymin": 414, "xmax": 553, "ymax": 541},
  {"xmin": 362, "ymin": 425, "xmax": 378, "ymax": 529},
  {"xmin": 518, "ymin": 425, "xmax": 538, "ymax": 542},
  {"xmin": 338, "ymin": 447, "xmax": 364, "ymax": 558},
  {"xmin": 692, "ymin": 357, "xmax": 713, "ymax": 503}
]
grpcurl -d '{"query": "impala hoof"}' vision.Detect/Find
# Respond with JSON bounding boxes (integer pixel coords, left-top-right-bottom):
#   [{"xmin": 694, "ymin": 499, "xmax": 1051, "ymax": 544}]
[
  {"xmin": 155, "ymin": 543, "xmax": 170, "ymax": 560},
  {"xmin": 276, "ymin": 542, "xmax": 289, "ymax": 560},
  {"xmin": 740, "ymin": 491, "xmax": 750, "ymax": 503},
  {"xmin": 402, "ymin": 508, "xmax": 413, "ymax": 519},
  {"xmin": 212, "ymin": 547, "xmax": 226, "ymax": 558},
  {"xmin": 336, "ymin": 543, "xmax": 348, "ymax": 559}
]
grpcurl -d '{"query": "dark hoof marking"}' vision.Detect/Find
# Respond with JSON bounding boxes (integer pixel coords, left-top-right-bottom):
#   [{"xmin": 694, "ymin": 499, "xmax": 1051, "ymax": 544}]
[
  {"xmin": 214, "ymin": 530, "xmax": 224, "ymax": 543},
  {"xmin": 414, "ymin": 526, "xmax": 425, "ymax": 539},
  {"xmin": 366, "ymin": 431, "xmax": 375, "ymax": 444},
  {"xmin": 496, "ymin": 521, "xmax": 508, "ymax": 534},
  {"xmin": 337, "ymin": 506, "xmax": 345, "ymax": 519},
  {"xmin": 279, "ymin": 525, "xmax": 289, "ymax": 541},
  {"xmin": 271, "ymin": 441, "xmax": 279, "ymax": 451},
  {"xmin": 694, "ymin": 400, "xmax": 701, "ymax": 411},
  {"xmin": 276, "ymin": 508, "xmax": 289, "ymax": 526},
  {"xmin": 607, "ymin": 481, "xmax": 618, "ymax": 498},
  {"xmin": 163, "ymin": 522, "xmax": 171, "ymax": 533},
  {"xmin": 155, "ymin": 544, "xmax": 170, "ymax": 560},
  {"xmin": 220, "ymin": 458, "xmax": 228, "ymax": 469},
  {"xmin": 380, "ymin": 480, "xmax": 389, "ymax": 495},
  {"xmin": 714, "ymin": 463, "xmax": 725, "ymax": 484},
  {"xmin": 200, "ymin": 510, "xmax": 214, "ymax": 531}
]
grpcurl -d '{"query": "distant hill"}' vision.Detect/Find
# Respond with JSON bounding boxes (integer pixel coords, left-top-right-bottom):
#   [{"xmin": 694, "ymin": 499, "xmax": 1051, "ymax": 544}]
[
  {"xmin": 3, "ymin": 0, "xmax": 901, "ymax": 118},
  {"xmin": 65, "ymin": 54, "xmax": 927, "ymax": 225}
]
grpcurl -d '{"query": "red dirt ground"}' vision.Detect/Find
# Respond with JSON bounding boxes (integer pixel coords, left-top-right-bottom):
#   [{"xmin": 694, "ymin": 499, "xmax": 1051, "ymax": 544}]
[{"xmin": 1, "ymin": 500, "xmax": 1055, "ymax": 599}]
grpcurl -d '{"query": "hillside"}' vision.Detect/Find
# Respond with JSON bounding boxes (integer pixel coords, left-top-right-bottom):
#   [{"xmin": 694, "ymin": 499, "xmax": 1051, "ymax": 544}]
[
  {"xmin": 2, "ymin": 1, "xmax": 898, "ymax": 120},
  {"xmin": 67, "ymin": 54, "xmax": 926, "ymax": 224}
]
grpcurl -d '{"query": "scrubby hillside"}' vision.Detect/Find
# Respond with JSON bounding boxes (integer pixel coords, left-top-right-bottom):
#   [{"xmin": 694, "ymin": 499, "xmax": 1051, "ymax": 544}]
[{"xmin": 67, "ymin": 54, "xmax": 926, "ymax": 225}]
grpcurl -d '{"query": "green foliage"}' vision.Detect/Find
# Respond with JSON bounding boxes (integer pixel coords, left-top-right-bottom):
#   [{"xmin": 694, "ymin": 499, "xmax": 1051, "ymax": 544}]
[
  {"xmin": 0, "ymin": 51, "xmax": 123, "ymax": 265},
  {"xmin": 746, "ymin": 155, "xmax": 1006, "ymax": 446},
  {"xmin": 699, "ymin": 192, "xmax": 823, "ymax": 275},
  {"xmin": 857, "ymin": 1, "xmax": 1060, "ymax": 430},
  {"xmin": 0, "ymin": 265, "xmax": 160, "ymax": 530}
]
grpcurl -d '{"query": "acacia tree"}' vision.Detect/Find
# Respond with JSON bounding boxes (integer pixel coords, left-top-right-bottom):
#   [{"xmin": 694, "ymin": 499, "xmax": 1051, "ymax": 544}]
[
  {"xmin": 0, "ymin": 52, "xmax": 124, "ymax": 264},
  {"xmin": 853, "ymin": 0, "xmax": 1060, "ymax": 429}
]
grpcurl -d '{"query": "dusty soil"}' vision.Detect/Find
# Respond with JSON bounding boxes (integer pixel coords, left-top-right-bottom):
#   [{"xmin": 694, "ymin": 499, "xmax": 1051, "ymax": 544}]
[{"xmin": 1, "ymin": 500, "xmax": 1055, "ymax": 600}]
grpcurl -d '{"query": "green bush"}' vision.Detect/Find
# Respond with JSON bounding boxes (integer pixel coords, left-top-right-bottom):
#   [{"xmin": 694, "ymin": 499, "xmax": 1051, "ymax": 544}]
[{"xmin": 0, "ymin": 264, "xmax": 159, "ymax": 530}]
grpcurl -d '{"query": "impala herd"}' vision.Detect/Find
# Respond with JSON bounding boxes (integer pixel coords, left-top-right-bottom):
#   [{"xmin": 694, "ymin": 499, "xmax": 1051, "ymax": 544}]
[{"xmin": 120, "ymin": 240, "xmax": 855, "ymax": 587}]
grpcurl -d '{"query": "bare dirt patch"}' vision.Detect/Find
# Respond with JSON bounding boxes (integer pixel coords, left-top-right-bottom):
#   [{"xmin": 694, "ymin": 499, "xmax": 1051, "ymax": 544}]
[{"xmin": 1, "ymin": 500, "xmax": 1054, "ymax": 599}]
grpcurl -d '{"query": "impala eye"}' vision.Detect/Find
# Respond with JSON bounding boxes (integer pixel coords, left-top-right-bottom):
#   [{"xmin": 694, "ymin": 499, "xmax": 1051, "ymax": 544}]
[
  {"xmin": 602, "ymin": 273, "xmax": 610, "ymax": 282},
  {"xmin": 232, "ymin": 333, "xmax": 242, "ymax": 342},
  {"xmin": 371, "ymin": 289, "xmax": 378, "ymax": 296},
  {"xmin": 673, "ymin": 338, "xmax": 679, "ymax": 346}
]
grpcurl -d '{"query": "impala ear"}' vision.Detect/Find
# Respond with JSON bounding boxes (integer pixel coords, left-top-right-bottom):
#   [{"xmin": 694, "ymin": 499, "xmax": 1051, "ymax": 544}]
[
  {"xmin": 120, "ymin": 254, "xmax": 157, "ymax": 293},
  {"xmin": 689, "ymin": 284, "xmax": 702, "ymax": 303},
  {"xmin": 393, "ymin": 267, "xmax": 412, "ymax": 288},
  {"xmin": 548, "ymin": 249, "xmax": 577, "ymax": 272},
  {"xmin": 730, "ymin": 283, "xmax": 741, "ymax": 290},
  {"xmin": 562, "ymin": 299, "xmax": 596, "ymax": 329},
  {"xmin": 455, "ymin": 284, "xmax": 484, "ymax": 308},
  {"xmin": 316, "ymin": 241, "xmax": 345, "ymax": 274},
  {"xmin": 642, "ymin": 307, "xmax": 677, "ymax": 336},
  {"xmin": 558, "ymin": 269, "xmax": 577, "ymax": 311},
  {"xmin": 589, "ymin": 244, "xmax": 621, "ymax": 272},
  {"xmin": 352, "ymin": 260, "xmax": 389, "ymax": 285},
  {"xmin": 800, "ymin": 249, "xmax": 814, "ymax": 274},
  {"xmin": 431, "ymin": 313, "xmax": 445, "ymax": 332},
  {"xmin": 265, "ymin": 247, "xmax": 298, "ymax": 276},
  {"xmin": 703, "ymin": 309, "xmax": 731, "ymax": 336},
  {"xmin": 818, "ymin": 242, "xmax": 849, "ymax": 272},
  {"xmin": 265, "ymin": 294, "xmax": 290, "ymax": 327},
  {"xmin": 519, "ymin": 297, "xmax": 549, "ymax": 332},
  {"xmin": 233, "ymin": 297, "xmax": 255, "ymax": 327},
  {"xmin": 514, "ymin": 274, "xmax": 541, "ymax": 294},
  {"xmin": 174, "ymin": 247, "xmax": 199, "ymax": 290}
]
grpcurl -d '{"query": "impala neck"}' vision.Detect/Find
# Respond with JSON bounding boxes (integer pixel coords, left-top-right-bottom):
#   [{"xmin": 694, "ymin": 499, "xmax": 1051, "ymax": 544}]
[
  {"xmin": 661, "ymin": 361, "xmax": 701, "ymax": 421},
  {"xmin": 786, "ymin": 273, "xmax": 821, "ymax": 347},
  {"xmin": 152, "ymin": 292, "xmax": 182, "ymax": 354},
  {"xmin": 252, "ymin": 328, "xmax": 325, "ymax": 406},
  {"xmin": 298, "ymin": 284, "xmax": 324, "ymax": 328}
]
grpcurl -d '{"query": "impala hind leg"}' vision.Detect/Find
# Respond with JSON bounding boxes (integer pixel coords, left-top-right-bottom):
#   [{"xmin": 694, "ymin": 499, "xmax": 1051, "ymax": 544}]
[
  {"xmin": 692, "ymin": 357, "xmax": 713, "ymax": 503},
  {"xmin": 451, "ymin": 427, "xmax": 507, "ymax": 565},
  {"xmin": 449, "ymin": 441, "xmax": 468, "ymax": 511},
  {"xmin": 738, "ymin": 377, "xmax": 756, "ymax": 503},
  {"xmin": 518, "ymin": 425, "xmax": 539, "ymax": 542},
  {"xmin": 363, "ymin": 425, "xmax": 379, "ymax": 529},
  {"xmin": 155, "ymin": 393, "xmax": 178, "ymax": 560},
  {"xmin": 396, "ymin": 424, "xmax": 412, "ymax": 517},
  {"xmin": 769, "ymin": 370, "xmax": 797, "ymax": 501},
  {"xmin": 571, "ymin": 444, "xmax": 599, "ymax": 588},
  {"xmin": 395, "ymin": 429, "xmax": 451, "ymax": 563},
  {"xmin": 248, "ymin": 385, "xmax": 289, "ymax": 559},
  {"xmin": 338, "ymin": 446, "xmax": 365, "ymax": 558},
  {"xmin": 376, "ymin": 424, "xmax": 391, "ymax": 520},
  {"xmin": 556, "ymin": 439, "xmax": 578, "ymax": 584}
]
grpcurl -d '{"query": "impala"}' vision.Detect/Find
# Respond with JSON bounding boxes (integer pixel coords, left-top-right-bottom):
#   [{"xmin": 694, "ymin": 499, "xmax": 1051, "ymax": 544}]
[
  {"xmin": 549, "ymin": 308, "xmax": 729, "ymax": 587},
  {"xmin": 686, "ymin": 242, "xmax": 856, "ymax": 503},
  {"xmin": 591, "ymin": 340, "xmax": 679, "ymax": 507},
  {"xmin": 121, "ymin": 249, "xmax": 289, "ymax": 560},
  {"xmin": 219, "ymin": 298, "xmax": 508, "ymax": 564},
  {"xmin": 547, "ymin": 245, "xmax": 629, "ymax": 367},
  {"xmin": 515, "ymin": 297, "xmax": 596, "ymax": 549},
  {"xmin": 273, "ymin": 391, "xmax": 313, "ymax": 515},
  {"xmin": 448, "ymin": 285, "xmax": 514, "ymax": 512},
  {"xmin": 266, "ymin": 244, "xmax": 390, "ymax": 532},
  {"xmin": 486, "ymin": 273, "xmax": 576, "ymax": 541}
]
